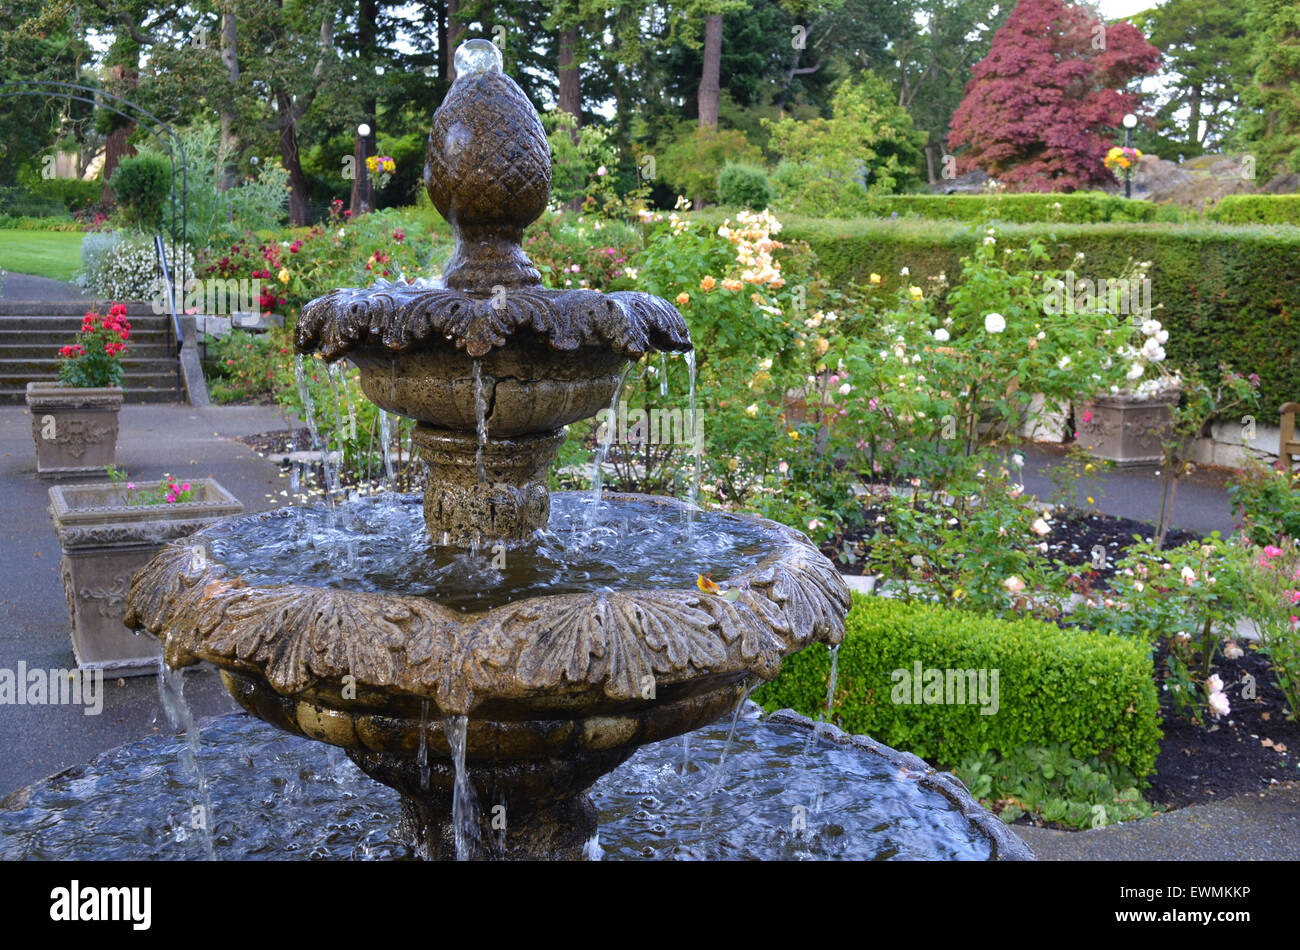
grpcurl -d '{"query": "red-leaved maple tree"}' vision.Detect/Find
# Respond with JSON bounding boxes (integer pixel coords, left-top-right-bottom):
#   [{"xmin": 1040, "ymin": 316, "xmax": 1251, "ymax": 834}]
[{"xmin": 948, "ymin": 0, "xmax": 1161, "ymax": 191}]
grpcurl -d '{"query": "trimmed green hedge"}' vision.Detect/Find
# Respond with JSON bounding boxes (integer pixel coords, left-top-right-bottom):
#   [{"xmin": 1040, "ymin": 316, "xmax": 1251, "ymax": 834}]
[
  {"xmin": 754, "ymin": 594, "xmax": 1162, "ymax": 778},
  {"xmin": 860, "ymin": 192, "xmax": 1158, "ymax": 224},
  {"xmin": 781, "ymin": 217, "xmax": 1300, "ymax": 418},
  {"xmin": 1208, "ymin": 194, "xmax": 1300, "ymax": 226}
]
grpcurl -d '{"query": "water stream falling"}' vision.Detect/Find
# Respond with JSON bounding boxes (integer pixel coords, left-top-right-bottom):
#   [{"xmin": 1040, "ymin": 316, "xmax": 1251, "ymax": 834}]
[
  {"xmin": 585, "ymin": 365, "xmax": 632, "ymax": 531},
  {"xmin": 324, "ymin": 362, "xmax": 350, "ymax": 501},
  {"xmin": 658, "ymin": 353, "xmax": 668, "ymax": 397},
  {"xmin": 156, "ymin": 660, "xmax": 216, "ymax": 860},
  {"xmin": 444, "ymin": 714, "xmax": 482, "ymax": 860},
  {"xmin": 822, "ymin": 644, "xmax": 841, "ymax": 723},
  {"xmin": 684, "ymin": 350, "xmax": 701, "ymax": 540},
  {"xmin": 417, "ymin": 700, "xmax": 431, "ymax": 792},
  {"xmin": 708, "ymin": 684, "xmax": 758, "ymax": 795},
  {"xmin": 379, "ymin": 410, "xmax": 396, "ymax": 491},
  {"xmin": 472, "ymin": 360, "xmax": 488, "ymax": 485},
  {"xmin": 294, "ymin": 356, "xmax": 338, "ymax": 509}
]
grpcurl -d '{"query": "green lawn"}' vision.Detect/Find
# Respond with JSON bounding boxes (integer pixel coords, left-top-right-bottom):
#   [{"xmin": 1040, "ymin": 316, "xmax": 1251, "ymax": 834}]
[{"xmin": 0, "ymin": 230, "xmax": 84, "ymax": 282}]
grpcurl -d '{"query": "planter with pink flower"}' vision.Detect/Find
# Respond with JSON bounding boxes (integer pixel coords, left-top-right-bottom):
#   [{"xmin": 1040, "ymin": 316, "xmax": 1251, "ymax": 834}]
[
  {"xmin": 47, "ymin": 469, "xmax": 243, "ymax": 674},
  {"xmin": 27, "ymin": 303, "xmax": 132, "ymax": 476}
]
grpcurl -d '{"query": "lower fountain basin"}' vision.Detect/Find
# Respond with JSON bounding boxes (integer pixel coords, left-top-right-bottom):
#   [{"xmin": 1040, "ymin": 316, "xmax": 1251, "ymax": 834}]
[{"xmin": 0, "ymin": 706, "xmax": 1032, "ymax": 860}]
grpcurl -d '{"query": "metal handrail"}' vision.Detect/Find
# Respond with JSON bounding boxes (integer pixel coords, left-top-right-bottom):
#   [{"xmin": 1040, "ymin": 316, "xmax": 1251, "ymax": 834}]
[{"xmin": 155, "ymin": 233, "xmax": 184, "ymax": 396}]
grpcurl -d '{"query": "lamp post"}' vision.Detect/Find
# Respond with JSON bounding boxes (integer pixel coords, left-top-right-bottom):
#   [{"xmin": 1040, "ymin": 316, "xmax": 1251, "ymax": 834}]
[
  {"xmin": 1122, "ymin": 113, "xmax": 1137, "ymax": 199},
  {"xmin": 358, "ymin": 122, "xmax": 371, "ymax": 214}
]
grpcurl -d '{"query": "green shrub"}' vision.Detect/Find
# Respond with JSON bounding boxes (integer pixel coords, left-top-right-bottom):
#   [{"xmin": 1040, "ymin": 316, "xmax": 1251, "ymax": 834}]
[
  {"xmin": 1227, "ymin": 457, "xmax": 1300, "ymax": 545},
  {"xmin": 1208, "ymin": 194, "xmax": 1300, "ymax": 226},
  {"xmin": 657, "ymin": 124, "xmax": 762, "ymax": 205},
  {"xmin": 109, "ymin": 152, "xmax": 172, "ymax": 231},
  {"xmin": 778, "ymin": 217, "xmax": 1300, "ymax": 417},
  {"xmin": 859, "ymin": 192, "xmax": 1157, "ymax": 224},
  {"xmin": 754, "ymin": 594, "xmax": 1162, "ymax": 778},
  {"xmin": 717, "ymin": 163, "xmax": 772, "ymax": 209}
]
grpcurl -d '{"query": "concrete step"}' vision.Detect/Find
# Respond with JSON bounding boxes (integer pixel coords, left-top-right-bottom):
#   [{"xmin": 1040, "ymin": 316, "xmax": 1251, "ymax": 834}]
[
  {"xmin": 0, "ymin": 315, "xmax": 173, "ymax": 332},
  {"xmin": 0, "ymin": 343, "xmax": 172, "ymax": 359},
  {"xmin": 0, "ymin": 357, "xmax": 178, "ymax": 374},
  {"xmin": 0, "ymin": 300, "xmax": 162, "ymax": 318}
]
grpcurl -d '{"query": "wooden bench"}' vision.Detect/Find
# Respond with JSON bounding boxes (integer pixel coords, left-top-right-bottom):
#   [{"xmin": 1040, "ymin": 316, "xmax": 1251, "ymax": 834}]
[{"xmin": 1282, "ymin": 403, "xmax": 1300, "ymax": 472}]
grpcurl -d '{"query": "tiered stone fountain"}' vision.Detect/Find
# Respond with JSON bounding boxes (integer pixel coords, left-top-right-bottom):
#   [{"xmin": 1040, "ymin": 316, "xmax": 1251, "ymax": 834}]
[{"xmin": 125, "ymin": 40, "xmax": 851, "ymax": 859}]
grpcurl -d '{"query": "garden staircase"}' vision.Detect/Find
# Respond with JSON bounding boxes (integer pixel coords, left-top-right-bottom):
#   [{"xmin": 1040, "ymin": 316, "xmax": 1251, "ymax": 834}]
[{"xmin": 0, "ymin": 300, "xmax": 183, "ymax": 404}]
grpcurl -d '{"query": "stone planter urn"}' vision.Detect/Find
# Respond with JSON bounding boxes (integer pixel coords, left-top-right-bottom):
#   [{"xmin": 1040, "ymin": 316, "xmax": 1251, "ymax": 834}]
[
  {"xmin": 26, "ymin": 382, "xmax": 124, "ymax": 477},
  {"xmin": 1076, "ymin": 392, "xmax": 1178, "ymax": 466},
  {"xmin": 48, "ymin": 479, "xmax": 243, "ymax": 674}
]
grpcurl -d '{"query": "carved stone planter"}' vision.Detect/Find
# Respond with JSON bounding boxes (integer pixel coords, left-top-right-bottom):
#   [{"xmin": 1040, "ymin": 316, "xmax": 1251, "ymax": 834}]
[
  {"xmin": 48, "ymin": 479, "xmax": 243, "ymax": 674},
  {"xmin": 26, "ymin": 382, "xmax": 124, "ymax": 477},
  {"xmin": 1077, "ymin": 393, "xmax": 1178, "ymax": 466}
]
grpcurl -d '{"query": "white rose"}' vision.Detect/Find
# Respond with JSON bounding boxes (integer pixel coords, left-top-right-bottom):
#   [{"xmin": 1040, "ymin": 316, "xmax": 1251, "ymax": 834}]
[
  {"xmin": 1156, "ymin": 329, "xmax": 1168, "ymax": 344},
  {"xmin": 1058, "ymin": 355, "xmax": 1071, "ymax": 370},
  {"xmin": 1141, "ymin": 319, "xmax": 1162, "ymax": 337},
  {"xmin": 1032, "ymin": 518, "xmax": 1050, "ymax": 536},
  {"xmin": 934, "ymin": 328, "xmax": 950, "ymax": 342},
  {"xmin": 1003, "ymin": 575, "xmax": 1026, "ymax": 594},
  {"xmin": 984, "ymin": 312, "xmax": 1006, "ymax": 334},
  {"xmin": 838, "ymin": 383, "xmax": 852, "ymax": 395},
  {"xmin": 1127, "ymin": 363, "xmax": 1145, "ymax": 382}
]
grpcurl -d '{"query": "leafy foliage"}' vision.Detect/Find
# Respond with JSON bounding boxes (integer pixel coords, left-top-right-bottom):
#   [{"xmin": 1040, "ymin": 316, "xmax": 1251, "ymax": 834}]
[{"xmin": 948, "ymin": 0, "xmax": 1161, "ymax": 191}]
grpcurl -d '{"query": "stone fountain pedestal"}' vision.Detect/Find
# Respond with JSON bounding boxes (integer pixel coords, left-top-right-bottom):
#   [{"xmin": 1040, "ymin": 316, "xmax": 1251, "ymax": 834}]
[{"xmin": 124, "ymin": 39, "xmax": 852, "ymax": 860}]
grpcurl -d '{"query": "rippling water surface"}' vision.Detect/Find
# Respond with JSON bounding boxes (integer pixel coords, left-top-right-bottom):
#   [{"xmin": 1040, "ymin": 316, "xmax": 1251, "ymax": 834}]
[{"xmin": 0, "ymin": 708, "xmax": 991, "ymax": 861}]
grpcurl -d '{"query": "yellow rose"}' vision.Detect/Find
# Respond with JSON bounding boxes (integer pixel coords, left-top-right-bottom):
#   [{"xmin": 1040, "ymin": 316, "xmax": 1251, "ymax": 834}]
[
  {"xmin": 869, "ymin": 273, "xmax": 881, "ymax": 284},
  {"xmin": 278, "ymin": 268, "xmax": 290, "ymax": 284},
  {"xmin": 908, "ymin": 286, "xmax": 923, "ymax": 301}
]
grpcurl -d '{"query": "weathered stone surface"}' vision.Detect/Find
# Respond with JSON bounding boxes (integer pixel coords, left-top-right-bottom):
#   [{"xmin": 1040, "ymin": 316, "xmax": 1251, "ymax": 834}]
[
  {"xmin": 49, "ymin": 478, "xmax": 243, "ymax": 673},
  {"xmin": 1077, "ymin": 394, "xmax": 1176, "ymax": 466},
  {"xmin": 26, "ymin": 382, "xmax": 123, "ymax": 477}
]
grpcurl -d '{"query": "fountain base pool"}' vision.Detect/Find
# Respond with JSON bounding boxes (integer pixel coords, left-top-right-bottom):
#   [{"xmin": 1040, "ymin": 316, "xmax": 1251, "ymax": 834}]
[{"xmin": 0, "ymin": 704, "xmax": 1032, "ymax": 861}]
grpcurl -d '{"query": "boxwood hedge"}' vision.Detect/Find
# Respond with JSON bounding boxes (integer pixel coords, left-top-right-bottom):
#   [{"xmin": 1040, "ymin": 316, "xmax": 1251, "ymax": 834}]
[
  {"xmin": 753, "ymin": 594, "xmax": 1162, "ymax": 779},
  {"xmin": 1208, "ymin": 194, "xmax": 1300, "ymax": 226},
  {"xmin": 860, "ymin": 191, "xmax": 1157, "ymax": 224}
]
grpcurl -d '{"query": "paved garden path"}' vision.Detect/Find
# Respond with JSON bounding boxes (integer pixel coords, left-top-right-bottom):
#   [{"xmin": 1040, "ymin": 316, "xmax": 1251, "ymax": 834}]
[
  {"xmin": 0, "ymin": 273, "xmax": 89, "ymax": 302},
  {"xmin": 0, "ymin": 402, "xmax": 286, "ymax": 795},
  {"xmin": 1014, "ymin": 782, "xmax": 1300, "ymax": 860}
]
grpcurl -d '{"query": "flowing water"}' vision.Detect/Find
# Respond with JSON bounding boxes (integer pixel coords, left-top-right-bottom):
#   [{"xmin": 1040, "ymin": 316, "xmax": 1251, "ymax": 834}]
[
  {"xmin": 199, "ymin": 493, "xmax": 772, "ymax": 613},
  {"xmin": 585, "ymin": 366, "xmax": 632, "ymax": 531},
  {"xmin": 156, "ymin": 662, "xmax": 215, "ymax": 861},
  {"xmin": 472, "ymin": 360, "xmax": 488, "ymax": 485},
  {"xmin": 444, "ymin": 714, "xmax": 482, "ymax": 860},
  {"xmin": 823, "ymin": 644, "xmax": 841, "ymax": 723},
  {"xmin": 684, "ymin": 350, "xmax": 700, "ymax": 540},
  {"xmin": 0, "ymin": 708, "xmax": 993, "ymax": 861}
]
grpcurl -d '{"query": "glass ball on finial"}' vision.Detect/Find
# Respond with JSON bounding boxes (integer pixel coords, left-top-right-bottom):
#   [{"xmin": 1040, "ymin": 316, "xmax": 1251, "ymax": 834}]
[{"xmin": 454, "ymin": 39, "xmax": 503, "ymax": 77}]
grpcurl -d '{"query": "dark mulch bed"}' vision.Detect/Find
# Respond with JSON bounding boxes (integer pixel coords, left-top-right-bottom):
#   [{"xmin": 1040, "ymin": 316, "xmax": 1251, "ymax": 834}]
[{"xmin": 1148, "ymin": 641, "xmax": 1298, "ymax": 809}]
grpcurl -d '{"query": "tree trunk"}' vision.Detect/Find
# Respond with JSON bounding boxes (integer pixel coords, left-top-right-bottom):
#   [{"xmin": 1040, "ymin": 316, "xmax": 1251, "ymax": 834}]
[
  {"xmin": 218, "ymin": 12, "xmax": 240, "ymax": 192},
  {"xmin": 557, "ymin": 27, "xmax": 581, "ymax": 133},
  {"xmin": 275, "ymin": 91, "xmax": 311, "ymax": 226},
  {"xmin": 444, "ymin": 0, "xmax": 462, "ymax": 82},
  {"xmin": 100, "ymin": 65, "xmax": 138, "ymax": 204},
  {"xmin": 697, "ymin": 13, "xmax": 722, "ymax": 129},
  {"xmin": 1188, "ymin": 82, "xmax": 1203, "ymax": 149}
]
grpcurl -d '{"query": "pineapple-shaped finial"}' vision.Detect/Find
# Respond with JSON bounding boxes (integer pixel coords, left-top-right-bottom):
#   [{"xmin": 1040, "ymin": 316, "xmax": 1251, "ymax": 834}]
[{"xmin": 424, "ymin": 39, "xmax": 551, "ymax": 293}]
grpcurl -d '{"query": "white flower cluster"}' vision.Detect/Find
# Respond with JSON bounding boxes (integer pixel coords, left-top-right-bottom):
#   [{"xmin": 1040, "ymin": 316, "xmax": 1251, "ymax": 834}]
[
  {"xmin": 77, "ymin": 231, "xmax": 195, "ymax": 302},
  {"xmin": 1111, "ymin": 313, "xmax": 1178, "ymax": 398}
]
